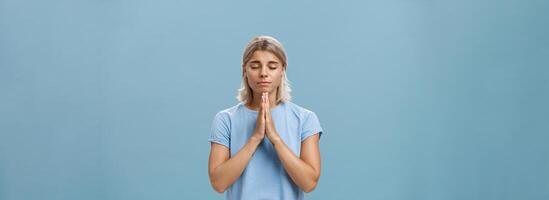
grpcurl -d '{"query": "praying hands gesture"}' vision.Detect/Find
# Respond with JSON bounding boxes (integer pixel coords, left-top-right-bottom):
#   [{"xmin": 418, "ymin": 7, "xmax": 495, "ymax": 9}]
[
  {"xmin": 208, "ymin": 38, "xmax": 321, "ymax": 195},
  {"xmin": 252, "ymin": 92, "xmax": 281, "ymax": 143},
  {"xmin": 210, "ymin": 92, "xmax": 320, "ymax": 193}
]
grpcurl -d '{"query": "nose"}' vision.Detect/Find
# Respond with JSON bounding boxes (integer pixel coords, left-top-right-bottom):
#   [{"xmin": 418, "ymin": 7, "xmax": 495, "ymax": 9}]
[{"xmin": 260, "ymin": 66, "xmax": 268, "ymax": 78}]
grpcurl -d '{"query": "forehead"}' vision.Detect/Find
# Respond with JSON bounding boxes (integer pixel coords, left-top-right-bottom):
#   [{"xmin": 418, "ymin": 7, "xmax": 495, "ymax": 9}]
[{"xmin": 249, "ymin": 50, "xmax": 281, "ymax": 62}]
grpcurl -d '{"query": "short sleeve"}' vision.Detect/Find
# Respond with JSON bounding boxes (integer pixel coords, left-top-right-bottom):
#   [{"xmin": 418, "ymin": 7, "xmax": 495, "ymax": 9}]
[
  {"xmin": 208, "ymin": 112, "xmax": 230, "ymax": 148},
  {"xmin": 300, "ymin": 111, "xmax": 324, "ymax": 142}
]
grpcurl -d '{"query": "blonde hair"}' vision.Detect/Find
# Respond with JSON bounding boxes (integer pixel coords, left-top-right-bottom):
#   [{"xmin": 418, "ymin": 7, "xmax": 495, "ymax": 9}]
[{"xmin": 237, "ymin": 35, "xmax": 292, "ymax": 105}]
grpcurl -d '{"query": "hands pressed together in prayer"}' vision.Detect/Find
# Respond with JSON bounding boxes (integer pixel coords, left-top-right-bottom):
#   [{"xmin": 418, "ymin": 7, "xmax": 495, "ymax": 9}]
[
  {"xmin": 252, "ymin": 92, "xmax": 281, "ymax": 143},
  {"xmin": 209, "ymin": 91, "xmax": 321, "ymax": 193}
]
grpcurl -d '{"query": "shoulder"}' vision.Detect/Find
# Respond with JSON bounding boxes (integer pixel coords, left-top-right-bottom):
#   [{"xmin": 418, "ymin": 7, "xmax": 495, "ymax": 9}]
[
  {"xmin": 213, "ymin": 103, "xmax": 245, "ymax": 120},
  {"xmin": 283, "ymin": 101, "xmax": 317, "ymax": 119}
]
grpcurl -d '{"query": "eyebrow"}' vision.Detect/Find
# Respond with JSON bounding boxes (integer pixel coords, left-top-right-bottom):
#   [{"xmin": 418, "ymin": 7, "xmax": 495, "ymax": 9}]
[
  {"xmin": 248, "ymin": 60, "xmax": 280, "ymax": 65},
  {"xmin": 249, "ymin": 60, "xmax": 261, "ymax": 64}
]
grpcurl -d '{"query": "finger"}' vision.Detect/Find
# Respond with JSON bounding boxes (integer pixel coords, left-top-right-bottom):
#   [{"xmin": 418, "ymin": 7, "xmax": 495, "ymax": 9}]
[
  {"xmin": 262, "ymin": 93, "xmax": 266, "ymax": 108},
  {"xmin": 267, "ymin": 93, "xmax": 271, "ymax": 114},
  {"xmin": 261, "ymin": 92, "xmax": 267, "ymax": 106},
  {"xmin": 263, "ymin": 99, "xmax": 267, "ymax": 119},
  {"xmin": 263, "ymin": 93, "xmax": 267, "ymax": 109},
  {"xmin": 264, "ymin": 92, "xmax": 267, "ymax": 108},
  {"xmin": 263, "ymin": 95, "xmax": 268, "ymax": 119},
  {"xmin": 264, "ymin": 102, "xmax": 269, "ymax": 122},
  {"xmin": 261, "ymin": 93, "xmax": 266, "ymax": 120},
  {"xmin": 263, "ymin": 93, "xmax": 268, "ymax": 109},
  {"xmin": 265, "ymin": 92, "xmax": 269, "ymax": 110}
]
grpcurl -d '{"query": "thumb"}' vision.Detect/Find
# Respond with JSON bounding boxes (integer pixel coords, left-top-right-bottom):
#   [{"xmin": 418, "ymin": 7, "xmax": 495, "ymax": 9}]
[{"xmin": 263, "ymin": 100, "xmax": 268, "ymax": 120}]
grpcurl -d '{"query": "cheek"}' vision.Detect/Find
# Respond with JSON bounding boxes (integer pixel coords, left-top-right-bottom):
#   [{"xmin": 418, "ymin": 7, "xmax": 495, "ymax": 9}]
[
  {"xmin": 275, "ymin": 71, "xmax": 284, "ymax": 83},
  {"xmin": 245, "ymin": 74, "xmax": 258, "ymax": 89},
  {"xmin": 245, "ymin": 75, "xmax": 253, "ymax": 85},
  {"xmin": 246, "ymin": 73, "xmax": 256, "ymax": 83}
]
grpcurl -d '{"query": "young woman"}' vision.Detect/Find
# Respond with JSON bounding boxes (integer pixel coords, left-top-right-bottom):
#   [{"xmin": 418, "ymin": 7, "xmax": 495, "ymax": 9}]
[{"xmin": 208, "ymin": 35, "xmax": 324, "ymax": 200}]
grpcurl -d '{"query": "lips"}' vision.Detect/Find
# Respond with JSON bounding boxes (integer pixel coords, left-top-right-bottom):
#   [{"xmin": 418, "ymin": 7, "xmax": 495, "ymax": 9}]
[{"xmin": 258, "ymin": 81, "xmax": 271, "ymax": 86}]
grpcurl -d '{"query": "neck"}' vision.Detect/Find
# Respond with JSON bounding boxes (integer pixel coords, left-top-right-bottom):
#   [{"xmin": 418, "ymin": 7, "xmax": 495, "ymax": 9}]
[{"xmin": 247, "ymin": 90, "xmax": 278, "ymax": 111}]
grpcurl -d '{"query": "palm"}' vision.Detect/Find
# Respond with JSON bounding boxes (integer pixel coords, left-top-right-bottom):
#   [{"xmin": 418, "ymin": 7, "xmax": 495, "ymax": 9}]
[{"xmin": 262, "ymin": 92, "xmax": 278, "ymax": 140}]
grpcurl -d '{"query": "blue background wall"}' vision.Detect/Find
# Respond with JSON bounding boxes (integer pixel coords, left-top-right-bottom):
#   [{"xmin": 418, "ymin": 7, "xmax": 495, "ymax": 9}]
[{"xmin": 1, "ymin": 0, "xmax": 548, "ymax": 199}]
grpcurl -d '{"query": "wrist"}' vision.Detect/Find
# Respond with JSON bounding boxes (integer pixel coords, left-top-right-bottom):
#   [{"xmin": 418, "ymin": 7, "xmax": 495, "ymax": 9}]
[
  {"xmin": 268, "ymin": 134, "xmax": 282, "ymax": 144},
  {"xmin": 250, "ymin": 134, "xmax": 263, "ymax": 143}
]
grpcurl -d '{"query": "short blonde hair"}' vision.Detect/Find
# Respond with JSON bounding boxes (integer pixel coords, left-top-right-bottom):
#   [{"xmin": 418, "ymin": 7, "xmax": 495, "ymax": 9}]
[{"xmin": 237, "ymin": 35, "xmax": 292, "ymax": 105}]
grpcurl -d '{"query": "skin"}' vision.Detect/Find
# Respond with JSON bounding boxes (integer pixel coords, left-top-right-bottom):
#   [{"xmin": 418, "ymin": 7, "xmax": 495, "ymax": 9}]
[{"xmin": 208, "ymin": 50, "xmax": 321, "ymax": 193}]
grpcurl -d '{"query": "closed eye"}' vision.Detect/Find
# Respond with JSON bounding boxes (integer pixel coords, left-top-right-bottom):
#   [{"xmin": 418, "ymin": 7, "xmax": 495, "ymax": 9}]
[
  {"xmin": 268, "ymin": 63, "xmax": 279, "ymax": 69},
  {"xmin": 249, "ymin": 62, "xmax": 260, "ymax": 69}
]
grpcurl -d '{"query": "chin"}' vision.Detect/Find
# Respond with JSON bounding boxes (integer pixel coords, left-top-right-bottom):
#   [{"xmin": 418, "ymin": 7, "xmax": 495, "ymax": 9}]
[{"xmin": 253, "ymin": 87, "xmax": 274, "ymax": 93}]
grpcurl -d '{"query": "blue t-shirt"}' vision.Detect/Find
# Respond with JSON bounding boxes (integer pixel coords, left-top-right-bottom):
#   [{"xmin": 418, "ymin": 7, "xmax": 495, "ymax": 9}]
[{"xmin": 209, "ymin": 101, "xmax": 324, "ymax": 200}]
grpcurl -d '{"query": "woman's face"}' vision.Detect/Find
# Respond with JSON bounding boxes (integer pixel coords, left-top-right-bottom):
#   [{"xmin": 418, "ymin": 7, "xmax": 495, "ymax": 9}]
[{"xmin": 244, "ymin": 50, "xmax": 285, "ymax": 96}]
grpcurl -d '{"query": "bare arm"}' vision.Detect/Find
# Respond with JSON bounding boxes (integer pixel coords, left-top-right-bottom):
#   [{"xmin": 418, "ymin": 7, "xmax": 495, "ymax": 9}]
[
  {"xmin": 208, "ymin": 136, "xmax": 262, "ymax": 193},
  {"xmin": 262, "ymin": 92, "xmax": 321, "ymax": 193},
  {"xmin": 270, "ymin": 134, "xmax": 321, "ymax": 193},
  {"xmin": 208, "ymin": 99, "xmax": 267, "ymax": 193}
]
